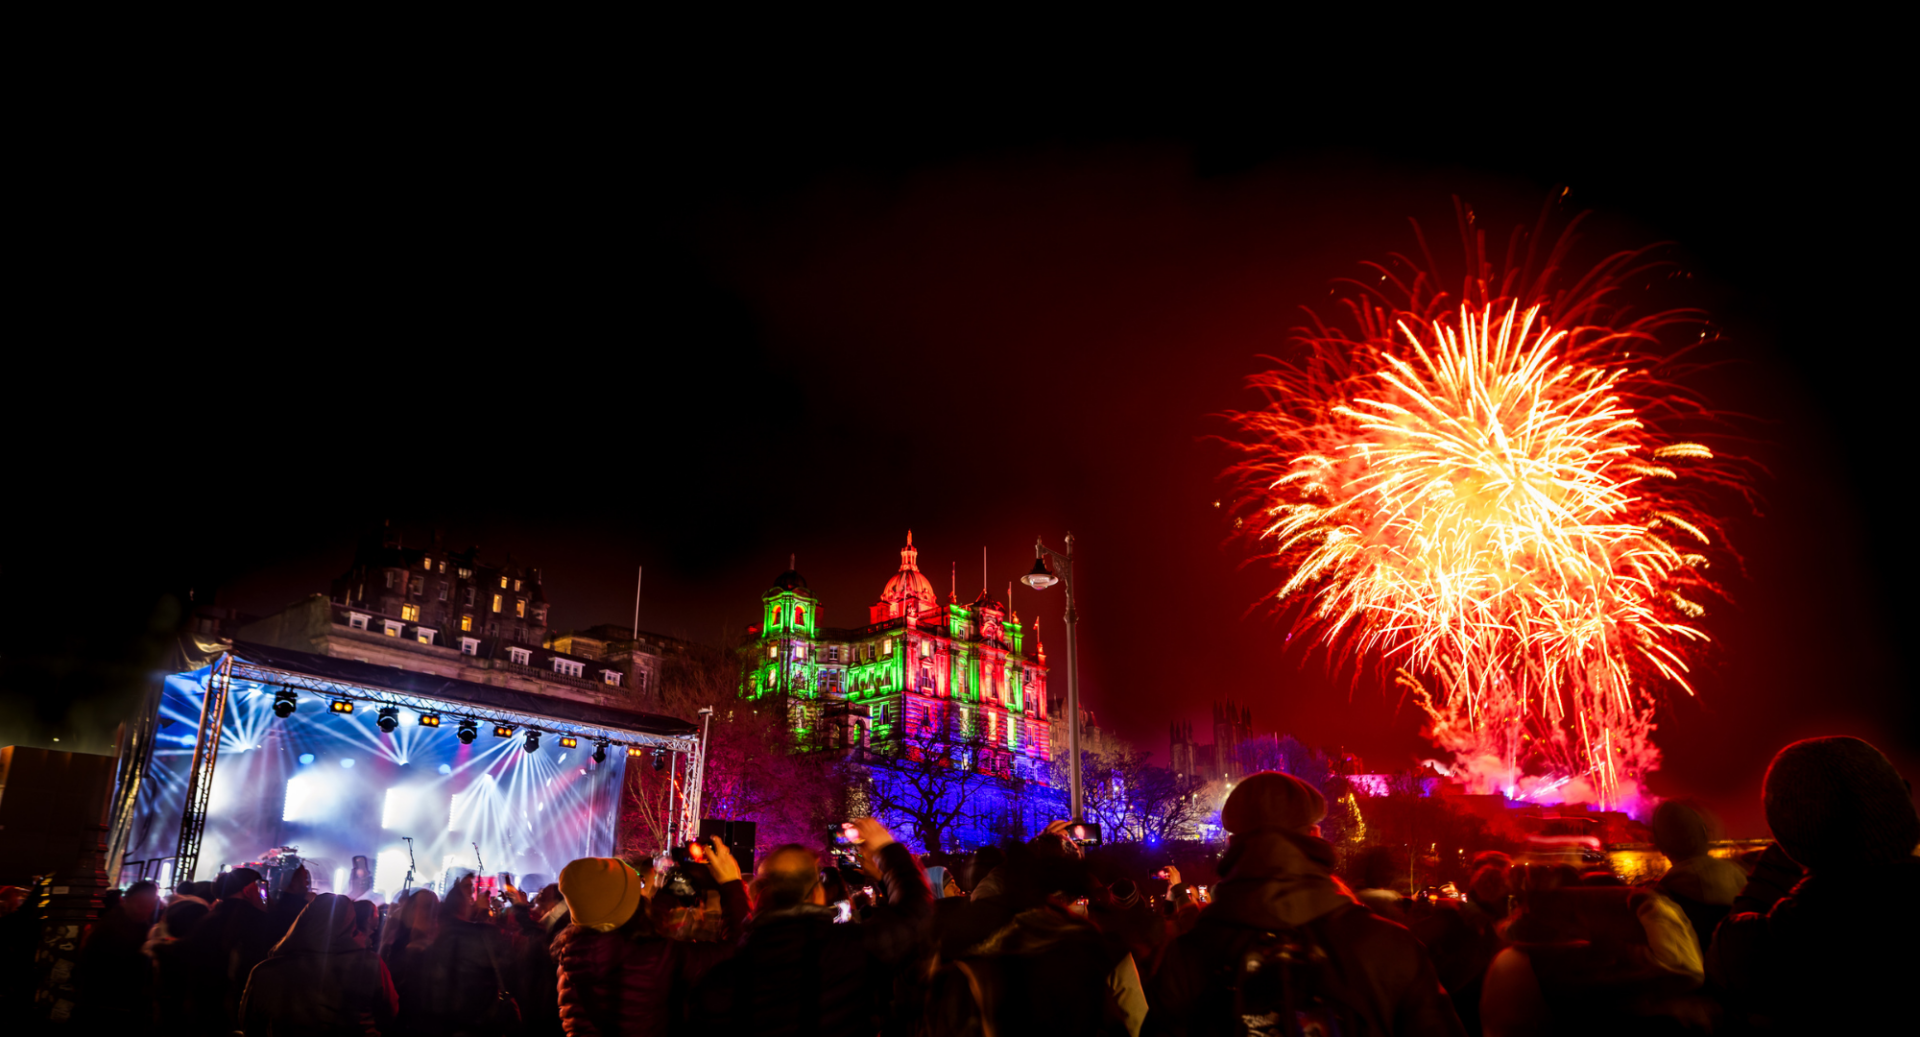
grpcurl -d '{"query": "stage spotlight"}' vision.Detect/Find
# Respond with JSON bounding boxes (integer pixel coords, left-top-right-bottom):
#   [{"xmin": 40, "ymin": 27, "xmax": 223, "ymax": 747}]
[
  {"xmin": 419, "ymin": 713, "xmax": 441, "ymax": 728},
  {"xmin": 377, "ymin": 707, "xmax": 399, "ymax": 733},
  {"xmin": 627, "ymin": 746, "xmax": 643, "ymax": 758},
  {"xmin": 652, "ymin": 749, "xmax": 667, "ymax": 773},
  {"xmin": 523, "ymin": 730, "xmax": 541, "ymax": 753},
  {"xmin": 558, "ymin": 736, "xmax": 578, "ymax": 749},
  {"xmin": 493, "ymin": 724, "xmax": 514, "ymax": 739},
  {"xmin": 330, "ymin": 699, "xmax": 355, "ymax": 714},
  {"xmin": 592, "ymin": 742, "xmax": 608, "ymax": 763},
  {"xmin": 457, "ymin": 720, "xmax": 478, "ymax": 744},
  {"xmin": 272, "ymin": 688, "xmax": 298, "ymax": 718}
]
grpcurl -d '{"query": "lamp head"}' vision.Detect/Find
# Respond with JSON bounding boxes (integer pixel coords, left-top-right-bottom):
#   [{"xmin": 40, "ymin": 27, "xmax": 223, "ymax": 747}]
[{"xmin": 1021, "ymin": 555, "xmax": 1057, "ymax": 590}]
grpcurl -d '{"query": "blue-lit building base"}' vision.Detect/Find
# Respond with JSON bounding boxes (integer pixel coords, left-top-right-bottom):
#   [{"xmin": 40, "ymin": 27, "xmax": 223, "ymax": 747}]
[
  {"xmin": 861, "ymin": 761, "xmax": 1071, "ymax": 854},
  {"xmin": 125, "ymin": 663, "xmax": 631, "ymax": 898}
]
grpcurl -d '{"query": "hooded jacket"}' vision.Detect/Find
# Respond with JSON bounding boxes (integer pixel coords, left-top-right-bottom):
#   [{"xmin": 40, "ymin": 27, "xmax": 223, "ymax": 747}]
[
  {"xmin": 239, "ymin": 893, "xmax": 398, "ymax": 1037},
  {"xmin": 549, "ymin": 879, "xmax": 746, "ymax": 1036},
  {"xmin": 1146, "ymin": 829, "xmax": 1464, "ymax": 1037}
]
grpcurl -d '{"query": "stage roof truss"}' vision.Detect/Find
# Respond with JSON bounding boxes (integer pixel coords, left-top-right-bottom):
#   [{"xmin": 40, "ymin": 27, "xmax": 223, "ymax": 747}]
[{"xmin": 222, "ymin": 659, "xmax": 698, "ymax": 754}]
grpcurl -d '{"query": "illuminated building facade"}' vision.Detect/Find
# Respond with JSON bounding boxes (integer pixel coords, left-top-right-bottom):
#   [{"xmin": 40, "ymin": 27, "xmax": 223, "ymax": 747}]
[
  {"xmin": 238, "ymin": 526, "xmax": 672, "ymax": 713},
  {"xmin": 748, "ymin": 533, "xmax": 1057, "ymax": 788}
]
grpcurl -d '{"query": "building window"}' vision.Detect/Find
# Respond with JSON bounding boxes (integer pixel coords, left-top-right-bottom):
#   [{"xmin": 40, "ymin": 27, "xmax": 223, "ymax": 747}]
[
  {"xmin": 772, "ymin": 606, "xmax": 782, "ymax": 626},
  {"xmin": 533, "ymin": 605, "xmax": 547, "ymax": 623},
  {"xmin": 492, "ymin": 594, "xmax": 503, "ymax": 613},
  {"xmin": 794, "ymin": 643, "xmax": 807, "ymax": 659},
  {"xmin": 508, "ymin": 647, "xmax": 531, "ymax": 665},
  {"xmin": 515, "ymin": 599, "xmax": 526, "ymax": 618},
  {"xmin": 877, "ymin": 703, "xmax": 889, "ymax": 725},
  {"xmin": 826, "ymin": 646, "xmax": 838, "ymax": 662},
  {"xmin": 460, "ymin": 637, "xmax": 480, "ymax": 655},
  {"xmin": 415, "ymin": 627, "xmax": 436, "ymax": 646},
  {"xmin": 636, "ymin": 670, "xmax": 649, "ymax": 691},
  {"xmin": 602, "ymin": 670, "xmax": 622, "ymax": 686},
  {"xmin": 460, "ymin": 615, "xmax": 473, "ymax": 632},
  {"xmin": 401, "ymin": 604, "xmax": 420, "ymax": 622},
  {"xmin": 458, "ymin": 567, "xmax": 472, "ymax": 579},
  {"xmin": 385, "ymin": 571, "xmax": 399, "ymax": 589},
  {"xmin": 795, "ymin": 606, "xmax": 806, "ymax": 625},
  {"xmin": 882, "ymin": 639, "xmax": 893, "ymax": 657},
  {"xmin": 768, "ymin": 644, "xmax": 779, "ymax": 659},
  {"xmin": 513, "ymin": 579, "xmax": 522, "ymax": 592},
  {"xmin": 422, "ymin": 557, "xmax": 432, "ymax": 570},
  {"xmin": 348, "ymin": 612, "xmax": 370, "ymax": 631},
  {"xmin": 552, "ymin": 658, "xmax": 584, "ymax": 679},
  {"xmin": 410, "ymin": 576, "xmax": 424, "ymax": 596},
  {"xmin": 438, "ymin": 584, "xmax": 448, "ymax": 601},
  {"xmin": 463, "ymin": 587, "xmax": 475, "ymax": 605},
  {"xmin": 500, "ymin": 576, "xmax": 509, "ymax": 589},
  {"xmin": 438, "ymin": 560, "xmax": 447, "ymax": 574},
  {"xmin": 383, "ymin": 620, "xmax": 403, "ymax": 637}
]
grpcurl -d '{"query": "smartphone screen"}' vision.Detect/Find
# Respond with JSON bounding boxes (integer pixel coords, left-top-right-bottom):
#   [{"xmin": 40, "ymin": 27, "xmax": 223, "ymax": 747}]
[
  {"xmin": 687, "ymin": 842, "xmax": 707, "ymax": 864},
  {"xmin": 834, "ymin": 901, "xmax": 853, "ymax": 923},
  {"xmin": 840, "ymin": 822, "xmax": 865, "ymax": 845}
]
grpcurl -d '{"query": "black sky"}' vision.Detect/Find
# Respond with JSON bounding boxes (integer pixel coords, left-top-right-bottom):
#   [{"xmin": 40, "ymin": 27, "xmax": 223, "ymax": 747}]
[{"xmin": 7, "ymin": 37, "xmax": 1910, "ymax": 837}]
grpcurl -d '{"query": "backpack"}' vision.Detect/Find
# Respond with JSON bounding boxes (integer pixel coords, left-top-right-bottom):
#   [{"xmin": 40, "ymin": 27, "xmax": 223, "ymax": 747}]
[{"xmin": 1224, "ymin": 926, "xmax": 1357, "ymax": 1037}]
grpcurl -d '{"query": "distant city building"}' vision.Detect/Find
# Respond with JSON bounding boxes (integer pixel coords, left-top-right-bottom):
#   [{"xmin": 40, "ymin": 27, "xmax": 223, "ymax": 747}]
[
  {"xmin": 1170, "ymin": 701, "xmax": 1256, "ymax": 783},
  {"xmin": 238, "ymin": 525, "xmax": 676, "ymax": 711},
  {"xmin": 745, "ymin": 532, "xmax": 1055, "ymax": 784}
]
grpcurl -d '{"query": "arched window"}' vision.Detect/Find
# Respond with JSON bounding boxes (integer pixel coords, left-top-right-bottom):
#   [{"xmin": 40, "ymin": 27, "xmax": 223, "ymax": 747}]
[
  {"xmin": 795, "ymin": 606, "xmax": 806, "ymax": 625},
  {"xmin": 772, "ymin": 606, "xmax": 782, "ymax": 626}
]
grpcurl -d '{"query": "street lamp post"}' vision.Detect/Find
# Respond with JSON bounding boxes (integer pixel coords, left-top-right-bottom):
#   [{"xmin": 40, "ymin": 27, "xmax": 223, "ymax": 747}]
[{"xmin": 1022, "ymin": 534, "xmax": 1083, "ymax": 823}]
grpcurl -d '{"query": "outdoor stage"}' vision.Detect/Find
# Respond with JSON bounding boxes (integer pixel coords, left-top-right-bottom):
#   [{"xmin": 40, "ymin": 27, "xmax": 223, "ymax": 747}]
[{"xmin": 119, "ymin": 641, "xmax": 700, "ymax": 898}]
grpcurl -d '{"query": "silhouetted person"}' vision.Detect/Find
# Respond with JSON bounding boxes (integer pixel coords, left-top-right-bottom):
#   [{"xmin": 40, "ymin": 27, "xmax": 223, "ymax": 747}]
[
  {"xmin": 74, "ymin": 879, "xmax": 161, "ymax": 1032},
  {"xmin": 1350, "ymin": 845, "xmax": 1407, "ymax": 922},
  {"xmin": 695, "ymin": 817, "xmax": 933, "ymax": 1037},
  {"xmin": 152, "ymin": 898, "xmax": 213, "ymax": 1035},
  {"xmin": 409, "ymin": 875, "xmax": 523, "ymax": 1037},
  {"xmin": 1148, "ymin": 772, "xmax": 1464, "ymax": 1037},
  {"xmin": 239, "ymin": 892, "xmax": 397, "ymax": 1036},
  {"xmin": 185, "ymin": 867, "xmax": 273, "ymax": 1034},
  {"xmin": 1408, "ymin": 857, "xmax": 1509, "ymax": 1036},
  {"xmin": 550, "ymin": 842, "xmax": 746, "ymax": 1035},
  {"xmin": 1710, "ymin": 735, "xmax": 1920, "ymax": 1031},
  {"xmin": 1649, "ymin": 800, "xmax": 1746, "ymax": 954}
]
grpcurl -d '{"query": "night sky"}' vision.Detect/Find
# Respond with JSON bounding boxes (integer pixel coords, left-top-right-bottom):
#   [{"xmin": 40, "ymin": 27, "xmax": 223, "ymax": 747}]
[{"xmin": 7, "ymin": 43, "xmax": 1908, "ymax": 838}]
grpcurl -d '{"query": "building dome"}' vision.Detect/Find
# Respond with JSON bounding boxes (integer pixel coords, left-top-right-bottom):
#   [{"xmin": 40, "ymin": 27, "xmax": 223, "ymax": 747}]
[
  {"xmin": 771, "ymin": 569, "xmax": 809, "ymax": 593},
  {"xmin": 880, "ymin": 531, "xmax": 938, "ymax": 616}
]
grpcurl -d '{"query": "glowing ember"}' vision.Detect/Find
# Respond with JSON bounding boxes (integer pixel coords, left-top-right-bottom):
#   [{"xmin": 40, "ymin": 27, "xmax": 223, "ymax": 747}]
[{"xmin": 1226, "ymin": 202, "xmax": 1744, "ymax": 812}]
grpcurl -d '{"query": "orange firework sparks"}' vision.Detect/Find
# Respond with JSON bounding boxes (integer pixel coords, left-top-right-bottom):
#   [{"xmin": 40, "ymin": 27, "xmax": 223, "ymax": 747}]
[{"xmin": 1226, "ymin": 200, "xmax": 1745, "ymax": 811}]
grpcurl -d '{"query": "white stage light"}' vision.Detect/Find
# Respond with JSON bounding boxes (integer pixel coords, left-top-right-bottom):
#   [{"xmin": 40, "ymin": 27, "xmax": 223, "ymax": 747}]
[
  {"xmin": 283, "ymin": 775, "xmax": 324, "ymax": 822},
  {"xmin": 334, "ymin": 866, "xmax": 348, "ymax": 893},
  {"xmin": 374, "ymin": 848, "xmax": 412, "ymax": 899},
  {"xmin": 382, "ymin": 787, "xmax": 419, "ymax": 831}
]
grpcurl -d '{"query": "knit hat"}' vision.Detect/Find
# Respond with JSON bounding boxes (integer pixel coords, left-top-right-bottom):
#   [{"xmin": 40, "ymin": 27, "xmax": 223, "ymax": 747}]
[
  {"xmin": 1220, "ymin": 771, "xmax": 1326, "ymax": 834},
  {"xmin": 1763, "ymin": 736, "xmax": 1920, "ymax": 872},
  {"xmin": 558, "ymin": 858, "xmax": 645, "ymax": 932},
  {"xmin": 1651, "ymin": 801, "xmax": 1711, "ymax": 861}
]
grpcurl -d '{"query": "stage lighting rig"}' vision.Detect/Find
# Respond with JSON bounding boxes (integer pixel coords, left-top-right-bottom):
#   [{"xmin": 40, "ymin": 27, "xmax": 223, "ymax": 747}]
[
  {"xmin": 652, "ymin": 749, "xmax": 668, "ymax": 772},
  {"xmin": 457, "ymin": 720, "xmax": 478, "ymax": 744},
  {"xmin": 523, "ymin": 730, "xmax": 541, "ymax": 753},
  {"xmin": 558, "ymin": 736, "xmax": 578, "ymax": 749},
  {"xmin": 592, "ymin": 742, "xmax": 608, "ymax": 763},
  {"xmin": 493, "ymin": 725, "xmax": 514, "ymax": 739},
  {"xmin": 627, "ymin": 746, "xmax": 643, "ymax": 758},
  {"xmin": 377, "ymin": 707, "xmax": 399, "ymax": 733},
  {"xmin": 272, "ymin": 688, "xmax": 298, "ymax": 718},
  {"xmin": 329, "ymin": 699, "xmax": 355, "ymax": 714},
  {"xmin": 419, "ymin": 713, "xmax": 441, "ymax": 728}
]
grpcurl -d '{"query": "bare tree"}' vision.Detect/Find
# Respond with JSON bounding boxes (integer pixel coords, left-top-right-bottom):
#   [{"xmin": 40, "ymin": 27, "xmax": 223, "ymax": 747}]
[{"xmin": 857, "ymin": 728, "xmax": 1002, "ymax": 854}]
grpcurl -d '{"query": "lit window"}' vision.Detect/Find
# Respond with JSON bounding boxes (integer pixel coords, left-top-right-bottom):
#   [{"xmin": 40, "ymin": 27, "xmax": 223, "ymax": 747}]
[
  {"xmin": 500, "ymin": 576, "xmax": 509, "ymax": 589},
  {"xmin": 401, "ymin": 604, "xmax": 420, "ymax": 622},
  {"xmin": 409, "ymin": 576, "xmax": 424, "ymax": 596},
  {"xmin": 460, "ymin": 615, "xmax": 472, "ymax": 632},
  {"xmin": 422, "ymin": 557, "xmax": 432, "ymax": 571},
  {"xmin": 515, "ymin": 599, "xmax": 526, "ymax": 618},
  {"xmin": 415, "ymin": 627, "xmax": 436, "ymax": 645},
  {"xmin": 514, "ymin": 579, "xmax": 523, "ymax": 592},
  {"xmin": 492, "ymin": 594, "xmax": 503, "ymax": 613},
  {"xmin": 458, "ymin": 567, "xmax": 472, "ymax": 579},
  {"xmin": 461, "ymin": 637, "xmax": 480, "ymax": 656},
  {"xmin": 348, "ymin": 612, "xmax": 370, "ymax": 631},
  {"xmin": 508, "ymin": 647, "xmax": 531, "ymax": 665},
  {"xmin": 383, "ymin": 620, "xmax": 403, "ymax": 637},
  {"xmin": 882, "ymin": 639, "xmax": 893, "ymax": 657},
  {"xmin": 768, "ymin": 644, "xmax": 779, "ymax": 659},
  {"xmin": 438, "ymin": 560, "xmax": 447, "ymax": 574},
  {"xmin": 772, "ymin": 606, "xmax": 782, "ymax": 626},
  {"xmin": 795, "ymin": 607, "xmax": 806, "ymax": 625},
  {"xmin": 602, "ymin": 670, "xmax": 622, "ymax": 686},
  {"xmin": 552, "ymin": 658, "xmax": 584, "ymax": 679},
  {"xmin": 794, "ymin": 643, "xmax": 807, "ymax": 659}
]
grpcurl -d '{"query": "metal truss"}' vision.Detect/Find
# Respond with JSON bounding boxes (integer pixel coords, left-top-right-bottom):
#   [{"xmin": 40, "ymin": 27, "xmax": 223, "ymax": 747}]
[
  {"xmin": 226, "ymin": 658, "xmax": 701, "ymax": 753},
  {"xmin": 174, "ymin": 654, "xmax": 233, "ymax": 885}
]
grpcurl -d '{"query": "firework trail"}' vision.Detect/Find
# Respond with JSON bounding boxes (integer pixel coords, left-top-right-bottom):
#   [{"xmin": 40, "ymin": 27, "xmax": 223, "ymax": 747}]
[{"xmin": 1226, "ymin": 199, "xmax": 1746, "ymax": 812}]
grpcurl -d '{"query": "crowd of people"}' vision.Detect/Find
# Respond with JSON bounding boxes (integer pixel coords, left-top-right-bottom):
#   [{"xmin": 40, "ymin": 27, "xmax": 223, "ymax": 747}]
[{"xmin": 9, "ymin": 733, "xmax": 1914, "ymax": 1035}]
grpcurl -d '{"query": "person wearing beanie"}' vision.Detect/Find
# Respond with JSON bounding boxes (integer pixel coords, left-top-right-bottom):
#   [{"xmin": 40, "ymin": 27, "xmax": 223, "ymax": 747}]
[
  {"xmin": 552, "ymin": 840, "xmax": 746, "ymax": 1036},
  {"xmin": 1146, "ymin": 771, "xmax": 1465, "ymax": 1036},
  {"xmin": 1710, "ymin": 735, "xmax": 1920, "ymax": 1031}
]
